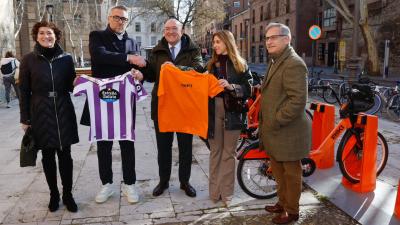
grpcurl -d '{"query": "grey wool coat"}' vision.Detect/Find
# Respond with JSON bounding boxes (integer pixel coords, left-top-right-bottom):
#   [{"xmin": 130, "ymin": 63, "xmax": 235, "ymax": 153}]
[{"xmin": 259, "ymin": 46, "xmax": 311, "ymax": 161}]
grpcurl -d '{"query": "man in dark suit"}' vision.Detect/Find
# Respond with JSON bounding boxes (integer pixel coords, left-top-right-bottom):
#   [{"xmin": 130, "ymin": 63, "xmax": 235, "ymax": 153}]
[
  {"xmin": 88, "ymin": 5, "xmax": 146, "ymax": 204},
  {"xmin": 142, "ymin": 18, "xmax": 203, "ymax": 198}
]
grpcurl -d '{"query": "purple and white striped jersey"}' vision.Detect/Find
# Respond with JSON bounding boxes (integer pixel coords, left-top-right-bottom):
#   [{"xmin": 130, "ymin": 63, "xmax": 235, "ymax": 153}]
[{"xmin": 73, "ymin": 73, "xmax": 147, "ymax": 142}]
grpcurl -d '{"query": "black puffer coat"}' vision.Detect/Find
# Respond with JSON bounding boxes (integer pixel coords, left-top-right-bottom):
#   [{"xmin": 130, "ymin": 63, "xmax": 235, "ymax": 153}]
[
  {"xmin": 19, "ymin": 44, "xmax": 79, "ymax": 150},
  {"xmin": 142, "ymin": 34, "xmax": 204, "ymax": 120}
]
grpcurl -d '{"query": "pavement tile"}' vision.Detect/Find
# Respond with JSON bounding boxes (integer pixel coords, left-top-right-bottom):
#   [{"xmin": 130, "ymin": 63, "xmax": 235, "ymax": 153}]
[{"xmin": 2, "ymin": 85, "xmax": 395, "ymax": 224}]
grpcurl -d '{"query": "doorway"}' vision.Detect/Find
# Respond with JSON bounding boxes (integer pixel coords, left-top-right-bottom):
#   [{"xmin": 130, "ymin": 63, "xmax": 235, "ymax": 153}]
[{"xmin": 327, "ymin": 42, "xmax": 336, "ymax": 67}]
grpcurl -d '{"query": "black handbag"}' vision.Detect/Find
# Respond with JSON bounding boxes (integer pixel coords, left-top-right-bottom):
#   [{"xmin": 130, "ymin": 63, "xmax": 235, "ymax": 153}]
[
  {"xmin": 223, "ymin": 92, "xmax": 246, "ymax": 113},
  {"xmin": 20, "ymin": 127, "xmax": 38, "ymax": 167}
]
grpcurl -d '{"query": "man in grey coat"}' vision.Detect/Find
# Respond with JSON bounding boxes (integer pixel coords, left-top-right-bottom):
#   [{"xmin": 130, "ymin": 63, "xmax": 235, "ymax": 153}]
[{"xmin": 260, "ymin": 23, "xmax": 311, "ymax": 224}]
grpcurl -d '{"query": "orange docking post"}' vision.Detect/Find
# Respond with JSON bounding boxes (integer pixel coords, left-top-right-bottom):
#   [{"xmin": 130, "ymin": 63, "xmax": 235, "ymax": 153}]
[
  {"xmin": 342, "ymin": 114, "xmax": 378, "ymax": 193},
  {"xmin": 310, "ymin": 102, "xmax": 335, "ymax": 169}
]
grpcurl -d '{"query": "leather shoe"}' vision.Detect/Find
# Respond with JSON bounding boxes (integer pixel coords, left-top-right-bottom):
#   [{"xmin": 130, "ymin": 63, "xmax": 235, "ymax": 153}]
[
  {"xmin": 272, "ymin": 213, "xmax": 299, "ymax": 224},
  {"xmin": 152, "ymin": 182, "xmax": 169, "ymax": 197},
  {"xmin": 180, "ymin": 182, "xmax": 196, "ymax": 197},
  {"xmin": 265, "ymin": 203, "xmax": 284, "ymax": 213}
]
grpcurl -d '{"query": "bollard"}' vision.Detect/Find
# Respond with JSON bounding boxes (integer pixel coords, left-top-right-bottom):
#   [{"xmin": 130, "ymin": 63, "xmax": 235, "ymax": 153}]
[
  {"xmin": 342, "ymin": 114, "xmax": 378, "ymax": 193},
  {"xmin": 310, "ymin": 102, "xmax": 335, "ymax": 169},
  {"xmin": 395, "ymin": 179, "xmax": 400, "ymax": 218}
]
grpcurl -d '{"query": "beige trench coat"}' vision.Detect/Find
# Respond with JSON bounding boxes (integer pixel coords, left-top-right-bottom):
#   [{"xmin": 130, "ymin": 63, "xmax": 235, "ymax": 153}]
[{"xmin": 259, "ymin": 46, "xmax": 311, "ymax": 161}]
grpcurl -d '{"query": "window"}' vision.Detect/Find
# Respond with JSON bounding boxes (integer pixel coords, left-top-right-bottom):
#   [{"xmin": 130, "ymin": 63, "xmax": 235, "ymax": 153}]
[
  {"xmin": 233, "ymin": 1, "xmax": 240, "ymax": 8},
  {"xmin": 136, "ymin": 36, "xmax": 142, "ymax": 47},
  {"xmin": 323, "ymin": 8, "xmax": 336, "ymax": 27},
  {"xmin": 275, "ymin": 0, "xmax": 279, "ymax": 17},
  {"xmin": 240, "ymin": 23, "xmax": 243, "ymax": 39},
  {"xmin": 150, "ymin": 22, "xmax": 156, "ymax": 32},
  {"xmin": 251, "ymin": 46, "xmax": 256, "ymax": 63},
  {"xmin": 285, "ymin": 19, "xmax": 290, "ymax": 26},
  {"xmin": 286, "ymin": 0, "xmax": 290, "ymax": 13},
  {"xmin": 151, "ymin": 36, "xmax": 157, "ymax": 45},
  {"xmin": 135, "ymin": 22, "xmax": 141, "ymax": 32},
  {"xmin": 318, "ymin": 12, "xmax": 323, "ymax": 28},
  {"xmin": 235, "ymin": 25, "xmax": 238, "ymax": 40},
  {"xmin": 252, "ymin": 9, "xmax": 255, "ymax": 24},
  {"xmin": 252, "ymin": 28, "xmax": 255, "ymax": 42},
  {"xmin": 260, "ymin": 6, "xmax": 264, "ymax": 21},
  {"xmin": 266, "ymin": 3, "xmax": 271, "ymax": 19},
  {"xmin": 259, "ymin": 26, "xmax": 263, "ymax": 42},
  {"xmin": 318, "ymin": 43, "xmax": 325, "ymax": 60},
  {"xmin": 259, "ymin": 45, "xmax": 265, "ymax": 63}
]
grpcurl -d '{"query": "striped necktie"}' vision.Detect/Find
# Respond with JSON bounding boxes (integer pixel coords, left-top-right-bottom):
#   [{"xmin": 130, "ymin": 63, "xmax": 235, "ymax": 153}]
[{"xmin": 170, "ymin": 46, "xmax": 175, "ymax": 60}]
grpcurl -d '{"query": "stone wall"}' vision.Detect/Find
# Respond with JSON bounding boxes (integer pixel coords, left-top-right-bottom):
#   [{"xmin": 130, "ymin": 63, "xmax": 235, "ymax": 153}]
[{"xmin": 0, "ymin": 0, "xmax": 16, "ymax": 104}]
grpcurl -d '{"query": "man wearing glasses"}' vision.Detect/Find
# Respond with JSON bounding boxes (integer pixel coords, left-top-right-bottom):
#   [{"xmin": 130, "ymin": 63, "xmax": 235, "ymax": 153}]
[
  {"xmin": 87, "ymin": 5, "xmax": 146, "ymax": 204},
  {"xmin": 142, "ymin": 18, "xmax": 203, "ymax": 198},
  {"xmin": 259, "ymin": 23, "xmax": 311, "ymax": 224}
]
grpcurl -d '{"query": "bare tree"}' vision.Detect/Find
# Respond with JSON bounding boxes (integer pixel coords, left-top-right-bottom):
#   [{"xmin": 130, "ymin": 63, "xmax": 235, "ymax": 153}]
[
  {"xmin": 14, "ymin": 0, "xmax": 25, "ymax": 38},
  {"xmin": 140, "ymin": 0, "xmax": 225, "ymax": 29},
  {"xmin": 325, "ymin": 0, "xmax": 380, "ymax": 75}
]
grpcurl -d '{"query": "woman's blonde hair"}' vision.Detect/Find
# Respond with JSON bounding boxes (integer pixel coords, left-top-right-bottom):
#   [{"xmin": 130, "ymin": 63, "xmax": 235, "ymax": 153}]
[{"xmin": 207, "ymin": 30, "xmax": 246, "ymax": 73}]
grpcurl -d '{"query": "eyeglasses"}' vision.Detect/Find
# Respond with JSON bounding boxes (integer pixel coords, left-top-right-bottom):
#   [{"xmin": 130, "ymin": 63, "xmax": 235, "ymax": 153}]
[
  {"xmin": 264, "ymin": 34, "xmax": 287, "ymax": 41},
  {"xmin": 111, "ymin": 15, "xmax": 129, "ymax": 23}
]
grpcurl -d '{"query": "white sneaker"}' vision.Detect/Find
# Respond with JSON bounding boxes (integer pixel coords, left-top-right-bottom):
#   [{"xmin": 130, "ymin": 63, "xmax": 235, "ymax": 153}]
[
  {"xmin": 122, "ymin": 184, "xmax": 139, "ymax": 204},
  {"xmin": 95, "ymin": 183, "xmax": 114, "ymax": 203}
]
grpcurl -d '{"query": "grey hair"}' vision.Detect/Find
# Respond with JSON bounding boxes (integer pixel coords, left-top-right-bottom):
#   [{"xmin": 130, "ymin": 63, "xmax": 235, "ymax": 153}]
[
  {"xmin": 164, "ymin": 18, "xmax": 183, "ymax": 30},
  {"xmin": 108, "ymin": 5, "xmax": 128, "ymax": 16},
  {"xmin": 265, "ymin": 23, "xmax": 291, "ymax": 39}
]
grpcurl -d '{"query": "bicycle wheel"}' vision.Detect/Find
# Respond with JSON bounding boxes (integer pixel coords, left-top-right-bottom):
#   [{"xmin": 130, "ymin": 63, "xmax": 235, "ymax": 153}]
[
  {"xmin": 322, "ymin": 86, "xmax": 338, "ymax": 104},
  {"xmin": 339, "ymin": 83, "xmax": 349, "ymax": 104},
  {"xmin": 364, "ymin": 93, "xmax": 382, "ymax": 115},
  {"xmin": 237, "ymin": 157, "xmax": 277, "ymax": 199},
  {"xmin": 237, "ymin": 136, "xmax": 252, "ymax": 151},
  {"xmin": 387, "ymin": 94, "xmax": 400, "ymax": 122},
  {"xmin": 337, "ymin": 129, "xmax": 389, "ymax": 183},
  {"xmin": 305, "ymin": 109, "xmax": 313, "ymax": 121}
]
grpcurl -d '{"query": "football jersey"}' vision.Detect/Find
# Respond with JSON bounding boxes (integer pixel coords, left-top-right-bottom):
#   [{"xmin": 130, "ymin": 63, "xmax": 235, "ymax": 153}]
[
  {"xmin": 73, "ymin": 73, "xmax": 147, "ymax": 142},
  {"xmin": 158, "ymin": 64, "xmax": 224, "ymax": 138}
]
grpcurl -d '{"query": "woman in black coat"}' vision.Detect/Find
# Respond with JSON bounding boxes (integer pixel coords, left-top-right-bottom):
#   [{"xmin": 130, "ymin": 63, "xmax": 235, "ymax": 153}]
[
  {"xmin": 206, "ymin": 30, "xmax": 252, "ymax": 206},
  {"xmin": 19, "ymin": 21, "xmax": 79, "ymax": 212}
]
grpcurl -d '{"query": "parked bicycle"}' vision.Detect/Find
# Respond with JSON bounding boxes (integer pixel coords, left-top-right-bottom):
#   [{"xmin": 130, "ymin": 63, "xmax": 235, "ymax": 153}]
[{"xmin": 236, "ymin": 83, "xmax": 389, "ymax": 199}]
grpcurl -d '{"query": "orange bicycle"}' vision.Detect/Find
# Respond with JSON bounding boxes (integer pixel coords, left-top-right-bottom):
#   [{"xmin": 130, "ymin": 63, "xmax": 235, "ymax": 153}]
[{"xmin": 236, "ymin": 84, "xmax": 389, "ymax": 199}]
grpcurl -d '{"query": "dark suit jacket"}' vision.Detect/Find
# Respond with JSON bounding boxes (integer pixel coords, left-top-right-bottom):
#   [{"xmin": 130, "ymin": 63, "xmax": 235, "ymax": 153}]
[
  {"xmin": 89, "ymin": 25, "xmax": 140, "ymax": 78},
  {"xmin": 81, "ymin": 26, "xmax": 141, "ymax": 125}
]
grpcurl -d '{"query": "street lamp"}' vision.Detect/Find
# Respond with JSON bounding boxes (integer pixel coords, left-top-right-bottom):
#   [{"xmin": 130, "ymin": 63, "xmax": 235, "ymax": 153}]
[{"xmin": 46, "ymin": 4, "xmax": 54, "ymax": 22}]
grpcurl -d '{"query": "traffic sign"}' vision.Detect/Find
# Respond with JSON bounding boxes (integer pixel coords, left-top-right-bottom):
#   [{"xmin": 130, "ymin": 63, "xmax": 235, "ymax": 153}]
[{"xmin": 309, "ymin": 25, "xmax": 322, "ymax": 40}]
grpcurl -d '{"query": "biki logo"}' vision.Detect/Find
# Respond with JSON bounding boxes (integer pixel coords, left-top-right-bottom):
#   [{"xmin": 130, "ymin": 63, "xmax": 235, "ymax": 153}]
[{"xmin": 99, "ymin": 88, "xmax": 120, "ymax": 103}]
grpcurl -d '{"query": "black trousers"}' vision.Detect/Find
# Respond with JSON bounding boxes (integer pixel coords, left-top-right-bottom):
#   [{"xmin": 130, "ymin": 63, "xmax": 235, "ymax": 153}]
[
  {"xmin": 42, "ymin": 146, "xmax": 73, "ymax": 196},
  {"xmin": 97, "ymin": 140, "xmax": 136, "ymax": 185},
  {"xmin": 154, "ymin": 121, "xmax": 193, "ymax": 184}
]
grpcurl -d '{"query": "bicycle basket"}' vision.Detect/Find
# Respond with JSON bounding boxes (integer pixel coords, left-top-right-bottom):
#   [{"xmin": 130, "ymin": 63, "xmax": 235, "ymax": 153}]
[{"xmin": 347, "ymin": 84, "xmax": 375, "ymax": 113}]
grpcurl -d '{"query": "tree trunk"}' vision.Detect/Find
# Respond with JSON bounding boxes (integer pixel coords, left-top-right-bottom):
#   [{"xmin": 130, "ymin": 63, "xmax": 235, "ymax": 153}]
[{"xmin": 360, "ymin": 22, "xmax": 380, "ymax": 76}]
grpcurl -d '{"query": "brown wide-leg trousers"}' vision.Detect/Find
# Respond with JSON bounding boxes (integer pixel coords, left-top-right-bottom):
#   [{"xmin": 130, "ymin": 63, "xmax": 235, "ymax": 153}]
[
  {"xmin": 270, "ymin": 158, "xmax": 302, "ymax": 214},
  {"xmin": 209, "ymin": 97, "xmax": 241, "ymax": 201}
]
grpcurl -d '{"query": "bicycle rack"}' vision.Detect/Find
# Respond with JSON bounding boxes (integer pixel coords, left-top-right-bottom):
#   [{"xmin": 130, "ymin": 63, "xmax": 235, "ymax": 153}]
[
  {"xmin": 342, "ymin": 114, "xmax": 378, "ymax": 193},
  {"xmin": 310, "ymin": 102, "xmax": 335, "ymax": 169},
  {"xmin": 395, "ymin": 179, "xmax": 400, "ymax": 218}
]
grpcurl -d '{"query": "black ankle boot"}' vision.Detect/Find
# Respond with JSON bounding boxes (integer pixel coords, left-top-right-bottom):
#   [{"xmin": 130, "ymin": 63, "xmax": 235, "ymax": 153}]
[
  {"xmin": 62, "ymin": 194, "xmax": 78, "ymax": 212},
  {"xmin": 48, "ymin": 194, "xmax": 60, "ymax": 212}
]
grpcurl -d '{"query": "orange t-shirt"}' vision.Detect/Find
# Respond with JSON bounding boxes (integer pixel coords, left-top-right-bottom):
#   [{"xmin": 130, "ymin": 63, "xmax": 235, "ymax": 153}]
[{"xmin": 158, "ymin": 64, "xmax": 223, "ymax": 138}]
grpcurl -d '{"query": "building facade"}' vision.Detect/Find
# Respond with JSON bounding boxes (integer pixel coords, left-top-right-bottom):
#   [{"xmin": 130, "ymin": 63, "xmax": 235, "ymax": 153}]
[
  {"xmin": 315, "ymin": 0, "xmax": 400, "ymax": 75},
  {"xmin": 230, "ymin": 0, "xmax": 317, "ymax": 64}
]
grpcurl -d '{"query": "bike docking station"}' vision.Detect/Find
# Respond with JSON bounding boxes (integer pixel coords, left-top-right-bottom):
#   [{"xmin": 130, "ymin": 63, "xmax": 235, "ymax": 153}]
[
  {"xmin": 309, "ymin": 102, "xmax": 335, "ymax": 169},
  {"xmin": 341, "ymin": 113, "xmax": 378, "ymax": 193}
]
